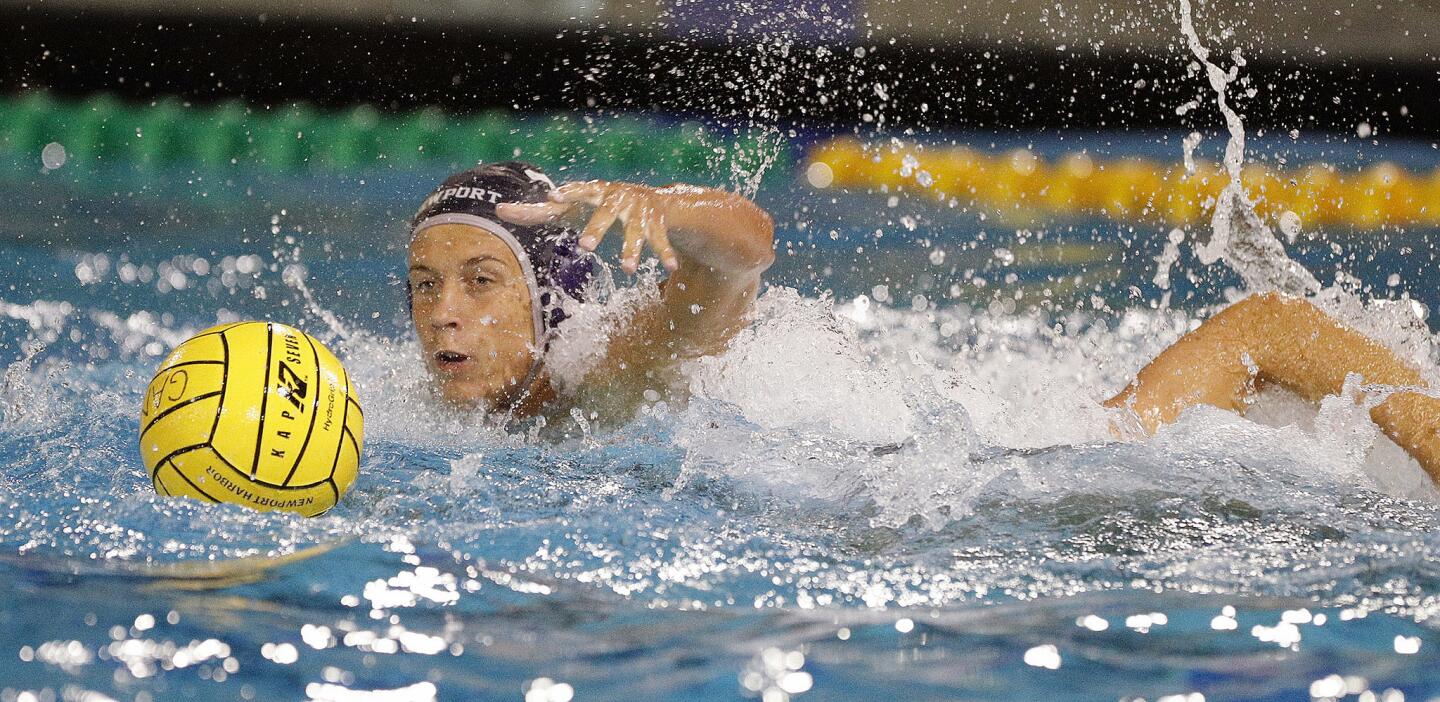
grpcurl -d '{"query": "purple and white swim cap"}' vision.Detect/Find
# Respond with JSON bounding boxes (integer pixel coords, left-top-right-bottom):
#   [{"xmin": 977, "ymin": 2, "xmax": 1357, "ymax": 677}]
[{"xmin": 410, "ymin": 161, "xmax": 597, "ymax": 347}]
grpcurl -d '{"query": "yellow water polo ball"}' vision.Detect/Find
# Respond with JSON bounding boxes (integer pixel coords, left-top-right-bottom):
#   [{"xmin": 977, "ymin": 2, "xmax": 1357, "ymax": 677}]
[{"xmin": 138, "ymin": 321, "xmax": 363, "ymax": 517}]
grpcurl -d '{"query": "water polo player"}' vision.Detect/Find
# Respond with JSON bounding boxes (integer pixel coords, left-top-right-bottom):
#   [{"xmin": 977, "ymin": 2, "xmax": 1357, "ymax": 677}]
[
  {"xmin": 408, "ymin": 162, "xmax": 1440, "ymax": 483},
  {"xmin": 406, "ymin": 161, "xmax": 774, "ymax": 417}
]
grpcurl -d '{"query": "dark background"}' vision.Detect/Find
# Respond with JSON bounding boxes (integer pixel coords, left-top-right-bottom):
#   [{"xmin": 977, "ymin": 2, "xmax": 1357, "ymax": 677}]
[{"xmin": 3, "ymin": 0, "xmax": 1437, "ymax": 138}]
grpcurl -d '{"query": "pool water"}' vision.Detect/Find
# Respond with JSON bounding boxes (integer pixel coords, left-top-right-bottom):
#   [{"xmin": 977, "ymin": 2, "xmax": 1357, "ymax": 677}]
[{"xmin": 4, "ymin": 137, "xmax": 1440, "ymax": 702}]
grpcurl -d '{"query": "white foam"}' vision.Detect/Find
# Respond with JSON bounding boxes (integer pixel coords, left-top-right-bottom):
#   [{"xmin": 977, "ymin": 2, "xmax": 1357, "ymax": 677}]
[{"xmin": 663, "ymin": 289, "xmax": 1440, "ymax": 527}]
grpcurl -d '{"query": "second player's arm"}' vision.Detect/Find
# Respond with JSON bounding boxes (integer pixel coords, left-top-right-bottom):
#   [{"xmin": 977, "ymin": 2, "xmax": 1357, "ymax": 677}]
[{"xmin": 1104, "ymin": 292, "xmax": 1440, "ymax": 482}]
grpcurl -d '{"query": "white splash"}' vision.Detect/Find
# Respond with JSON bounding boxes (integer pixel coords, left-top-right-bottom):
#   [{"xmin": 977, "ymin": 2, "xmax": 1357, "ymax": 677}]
[
  {"xmin": 1173, "ymin": 0, "xmax": 1438, "ymax": 380},
  {"xmin": 1177, "ymin": 0, "xmax": 1320, "ymax": 297}
]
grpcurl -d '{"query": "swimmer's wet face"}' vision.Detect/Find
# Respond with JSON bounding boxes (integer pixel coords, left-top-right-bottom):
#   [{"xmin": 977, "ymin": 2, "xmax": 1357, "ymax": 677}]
[{"xmin": 408, "ymin": 223, "xmax": 537, "ymax": 408}]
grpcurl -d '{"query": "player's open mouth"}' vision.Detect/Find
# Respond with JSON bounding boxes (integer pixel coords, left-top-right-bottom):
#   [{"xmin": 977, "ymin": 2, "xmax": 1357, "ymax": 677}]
[{"xmin": 434, "ymin": 350, "xmax": 471, "ymax": 370}]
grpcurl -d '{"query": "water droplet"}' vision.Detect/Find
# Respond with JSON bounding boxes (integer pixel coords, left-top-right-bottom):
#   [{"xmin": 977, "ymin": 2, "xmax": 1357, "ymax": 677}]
[{"xmin": 41, "ymin": 142, "xmax": 67, "ymax": 170}]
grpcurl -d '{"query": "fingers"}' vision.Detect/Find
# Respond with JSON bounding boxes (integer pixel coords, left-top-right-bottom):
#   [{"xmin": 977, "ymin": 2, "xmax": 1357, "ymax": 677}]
[
  {"xmin": 579, "ymin": 186, "xmax": 628, "ymax": 251},
  {"xmin": 552, "ymin": 181, "xmax": 679, "ymax": 274},
  {"xmin": 619, "ymin": 197, "xmax": 678, "ymax": 274},
  {"xmin": 496, "ymin": 180, "xmax": 610, "ymax": 227},
  {"xmin": 495, "ymin": 201, "xmax": 574, "ymax": 226},
  {"xmin": 620, "ymin": 202, "xmax": 648, "ymax": 274},
  {"xmin": 646, "ymin": 209, "xmax": 679, "ymax": 272},
  {"xmin": 552, "ymin": 180, "xmax": 611, "ymax": 206}
]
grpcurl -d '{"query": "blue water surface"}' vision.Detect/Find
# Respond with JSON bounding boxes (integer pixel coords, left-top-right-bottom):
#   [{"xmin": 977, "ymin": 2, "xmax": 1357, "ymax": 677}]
[{"xmin": 3, "ymin": 134, "xmax": 1440, "ymax": 701}]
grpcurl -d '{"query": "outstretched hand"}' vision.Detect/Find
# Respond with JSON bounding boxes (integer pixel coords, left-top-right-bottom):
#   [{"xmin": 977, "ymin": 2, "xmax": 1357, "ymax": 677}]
[
  {"xmin": 496, "ymin": 180, "xmax": 679, "ymax": 274},
  {"xmin": 497, "ymin": 177, "xmax": 773, "ymax": 415}
]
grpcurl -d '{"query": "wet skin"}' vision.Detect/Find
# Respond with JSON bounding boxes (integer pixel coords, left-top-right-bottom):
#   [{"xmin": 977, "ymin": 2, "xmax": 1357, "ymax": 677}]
[
  {"xmin": 408, "ymin": 180, "xmax": 776, "ymax": 417},
  {"xmin": 1107, "ymin": 291, "xmax": 1440, "ymax": 483},
  {"xmin": 407, "ymin": 223, "xmax": 537, "ymax": 410}
]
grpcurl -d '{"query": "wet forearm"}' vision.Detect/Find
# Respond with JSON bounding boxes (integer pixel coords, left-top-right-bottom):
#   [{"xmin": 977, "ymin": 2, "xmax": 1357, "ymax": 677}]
[
  {"xmin": 650, "ymin": 186, "xmax": 773, "ymax": 356},
  {"xmin": 657, "ymin": 185, "xmax": 775, "ymax": 276},
  {"xmin": 1108, "ymin": 292, "xmax": 1440, "ymax": 482}
]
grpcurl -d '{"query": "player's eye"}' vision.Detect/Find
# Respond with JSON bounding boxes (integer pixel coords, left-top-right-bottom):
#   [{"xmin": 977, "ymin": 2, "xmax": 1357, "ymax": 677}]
[{"xmin": 411, "ymin": 279, "xmax": 437, "ymax": 293}]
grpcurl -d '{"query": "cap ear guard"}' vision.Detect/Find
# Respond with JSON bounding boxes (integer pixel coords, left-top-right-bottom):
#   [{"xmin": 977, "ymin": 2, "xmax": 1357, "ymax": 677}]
[{"xmin": 541, "ymin": 248, "xmax": 607, "ymax": 336}]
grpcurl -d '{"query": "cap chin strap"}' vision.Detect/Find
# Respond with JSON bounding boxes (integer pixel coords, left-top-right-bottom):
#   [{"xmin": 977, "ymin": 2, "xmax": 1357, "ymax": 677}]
[
  {"xmin": 411, "ymin": 213, "xmax": 549, "ymax": 413},
  {"xmin": 507, "ymin": 341, "xmax": 548, "ymax": 414}
]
